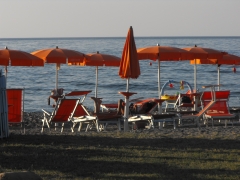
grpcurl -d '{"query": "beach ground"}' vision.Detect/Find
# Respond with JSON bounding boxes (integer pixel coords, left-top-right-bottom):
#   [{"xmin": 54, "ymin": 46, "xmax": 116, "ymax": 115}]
[{"xmin": 1, "ymin": 112, "xmax": 240, "ymax": 179}]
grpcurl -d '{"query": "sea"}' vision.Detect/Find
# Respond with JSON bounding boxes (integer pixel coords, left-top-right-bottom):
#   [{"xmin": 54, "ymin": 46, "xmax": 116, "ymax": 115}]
[{"xmin": 0, "ymin": 36, "xmax": 240, "ymax": 112}]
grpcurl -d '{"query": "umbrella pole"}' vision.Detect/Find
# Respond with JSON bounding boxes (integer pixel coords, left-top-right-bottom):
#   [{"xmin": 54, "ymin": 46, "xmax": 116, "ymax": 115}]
[
  {"xmin": 124, "ymin": 78, "xmax": 130, "ymax": 131},
  {"xmin": 194, "ymin": 59, "xmax": 197, "ymax": 91},
  {"xmin": 126, "ymin": 78, "xmax": 129, "ymax": 92},
  {"xmin": 95, "ymin": 67, "xmax": 98, "ymax": 98},
  {"xmin": 217, "ymin": 65, "xmax": 220, "ymax": 90},
  {"xmin": 158, "ymin": 59, "xmax": 162, "ymax": 114},
  {"xmin": 56, "ymin": 64, "xmax": 61, "ymax": 91},
  {"xmin": 4, "ymin": 66, "xmax": 7, "ymax": 87}
]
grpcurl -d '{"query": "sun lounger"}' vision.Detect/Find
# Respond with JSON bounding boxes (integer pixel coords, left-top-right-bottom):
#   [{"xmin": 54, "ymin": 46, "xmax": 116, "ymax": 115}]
[
  {"xmin": 203, "ymin": 90, "xmax": 237, "ymax": 127},
  {"xmin": 71, "ymin": 99, "xmax": 124, "ymax": 132},
  {"xmin": 7, "ymin": 88, "xmax": 25, "ymax": 134},
  {"xmin": 179, "ymin": 85, "xmax": 219, "ymax": 127},
  {"xmin": 42, "ymin": 91, "xmax": 93, "ymax": 133},
  {"xmin": 41, "ymin": 98, "xmax": 81, "ymax": 133},
  {"xmin": 126, "ymin": 98, "xmax": 156, "ymax": 130}
]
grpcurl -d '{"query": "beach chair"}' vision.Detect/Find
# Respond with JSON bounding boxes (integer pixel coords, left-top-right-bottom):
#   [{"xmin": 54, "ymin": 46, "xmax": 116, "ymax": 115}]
[
  {"xmin": 179, "ymin": 85, "xmax": 218, "ymax": 127},
  {"xmin": 7, "ymin": 88, "xmax": 25, "ymax": 134},
  {"xmin": 41, "ymin": 97, "xmax": 81, "ymax": 133},
  {"xmin": 203, "ymin": 90, "xmax": 237, "ymax": 127},
  {"xmin": 127, "ymin": 99, "xmax": 158, "ymax": 130},
  {"xmin": 129, "ymin": 98, "xmax": 179, "ymax": 129},
  {"xmin": 71, "ymin": 99, "xmax": 124, "ymax": 132}
]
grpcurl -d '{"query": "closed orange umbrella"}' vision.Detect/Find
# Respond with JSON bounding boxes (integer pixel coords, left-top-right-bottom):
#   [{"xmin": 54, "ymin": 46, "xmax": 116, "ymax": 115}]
[
  {"xmin": 0, "ymin": 46, "xmax": 44, "ymax": 82},
  {"xmin": 119, "ymin": 26, "xmax": 140, "ymax": 82},
  {"xmin": 183, "ymin": 45, "xmax": 226, "ymax": 90},
  {"xmin": 190, "ymin": 53, "xmax": 240, "ymax": 90},
  {"xmin": 68, "ymin": 51, "xmax": 120, "ymax": 98},
  {"xmin": 31, "ymin": 46, "xmax": 85, "ymax": 90},
  {"xmin": 119, "ymin": 26, "xmax": 140, "ymax": 131}
]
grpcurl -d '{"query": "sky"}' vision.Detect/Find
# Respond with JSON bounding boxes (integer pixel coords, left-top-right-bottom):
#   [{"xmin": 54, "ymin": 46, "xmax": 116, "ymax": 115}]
[{"xmin": 0, "ymin": 0, "xmax": 240, "ymax": 38}]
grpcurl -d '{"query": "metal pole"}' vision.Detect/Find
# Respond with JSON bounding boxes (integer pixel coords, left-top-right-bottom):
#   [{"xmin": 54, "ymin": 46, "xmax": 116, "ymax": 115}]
[
  {"xmin": 95, "ymin": 66, "xmax": 98, "ymax": 98},
  {"xmin": 218, "ymin": 65, "xmax": 220, "ymax": 90},
  {"xmin": 56, "ymin": 63, "xmax": 60, "ymax": 91},
  {"xmin": 194, "ymin": 59, "xmax": 197, "ymax": 91},
  {"xmin": 124, "ymin": 78, "xmax": 130, "ymax": 131},
  {"xmin": 126, "ymin": 78, "xmax": 129, "ymax": 92}
]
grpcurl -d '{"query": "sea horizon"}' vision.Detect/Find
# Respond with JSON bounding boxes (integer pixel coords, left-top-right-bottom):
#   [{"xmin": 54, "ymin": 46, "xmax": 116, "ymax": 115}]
[
  {"xmin": 1, "ymin": 36, "xmax": 240, "ymax": 40},
  {"xmin": 1, "ymin": 36, "xmax": 240, "ymax": 111}
]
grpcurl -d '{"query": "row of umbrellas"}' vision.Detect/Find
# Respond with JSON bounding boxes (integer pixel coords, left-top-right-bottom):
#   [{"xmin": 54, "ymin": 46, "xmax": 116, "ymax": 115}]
[
  {"xmin": 1, "ymin": 26, "xmax": 240, "ymax": 131},
  {"xmin": 0, "ymin": 34, "xmax": 239, "ymax": 101},
  {"xmin": 1, "ymin": 42, "xmax": 239, "ymax": 93}
]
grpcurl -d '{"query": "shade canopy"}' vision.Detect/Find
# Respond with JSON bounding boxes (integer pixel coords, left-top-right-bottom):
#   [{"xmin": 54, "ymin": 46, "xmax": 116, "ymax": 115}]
[
  {"xmin": 137, "ymin": 44, "xmax": 196, "ymax": 113},
  {"xmin": 31, "ymin": 46, "xmax": 85, "ymax": 64},
  {"xmin": 31, "ymin": 46, "xmax": 85, "ymax": 90},
  {"xmin": 0, "ymin": 47, "xmax": 44, "ymax": 84},
  {"xmin": 68, "ymin": 51, "xmax": 121, "ymax": 98},
  {"xmin": 190, "ymin": 53, "xmax": 240, "ymax": 90},
  {"xmin": 190, "ymin": 54, "xmax": 240, "ymax": 65},
  {"xmin": 183, "ymin": 46, "xmax": 226, "ymax": 59},
  {"xmin": 183, "ymin": 45, "xmax": 226, "ymax": 90},
  {"xmin": 0, "ymin": 47, "xmax": 44, "ymax": 66},
  {"xmin": 137, "ymin": 45, "xmax": 194, "ymax": 61},
  {"xmin": 84, "ymin": 51, "xmax": 120, "ymax": 66}
]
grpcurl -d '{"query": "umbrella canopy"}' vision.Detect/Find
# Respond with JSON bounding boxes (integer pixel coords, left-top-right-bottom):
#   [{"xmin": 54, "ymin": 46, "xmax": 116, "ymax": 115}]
[
  {"xmin": 68, "ymin": 51, "xmax": 120, "ymax": 98},
  {"xmin": 119, "ymin": 26, "xmax": 140, "ymax": 131},
  {"xmin": 0, "ymin": 46, "xmax": 44, "ymax": 82},
  {"xmin": 190, "ymin": 53, "xmax": 240, "ymax": 90},
  {"xmin": 183, "ymin": 45, "xmax": 226, "ymax": 90},
  {"xmin": 31, "ymin": 46, "xmax": 85, "ymax": 90},
  {"xmin": 183, "ymin": 46, "xmax": 225, "ymax": 59},
  {"xmin": 119, "ymin": 27, "xmax": 140, "ymax": 81},
  {"xmin": 137, "ymin": 44, "xmax": 194, "ymax": 113},
  {"xmin": 138, "ymin": 45, "xmax": 194, "ymax": 61}
]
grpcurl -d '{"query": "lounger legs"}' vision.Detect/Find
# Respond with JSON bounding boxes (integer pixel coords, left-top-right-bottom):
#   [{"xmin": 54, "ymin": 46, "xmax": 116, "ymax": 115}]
[{"xmin": 41, "ymin": 119, "xmax": 50, "ymax": 133}]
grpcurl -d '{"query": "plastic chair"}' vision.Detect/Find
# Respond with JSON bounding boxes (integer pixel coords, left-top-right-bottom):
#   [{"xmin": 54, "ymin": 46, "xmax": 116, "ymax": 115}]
[{"xmin": 7, "ymin": 88, "xmax": 25, "ymax": 134}]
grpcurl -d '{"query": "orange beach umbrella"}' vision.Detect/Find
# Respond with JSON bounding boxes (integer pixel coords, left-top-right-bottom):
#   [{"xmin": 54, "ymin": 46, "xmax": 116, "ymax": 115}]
[
  {"xmin": 137, "ymin": 44, "xmax": 194, "ymax": 113},
  {"xmin": 138, "ymin": 45, "xmax": 194, "ymax": 61},
  {"xmin": 119, "ymin": 26, "xmax": 140, "ymax": 131},
  {"xmin": 137, "ymin": 44, "xmax": 194, "ymax": 94},
  {"xmin": 31, "ymin": 46, "xmax": 85, "ymax": 90},
  {"xmin": 190, "ymin": 53, "xmax": 240, "ymax": 90},
  {"xmin": 68, "ymin": 51, "xmax": 120, "ymax": 98},
  {"xmin": 0, "ymin": 46, "xmax": 44, "ymax": 82},
  {"xmin": 183, "ymin": 45, "xmax": 226, "ymax": 90},
  {"xmin": 119, "ymin": 27, "xmax": 140, "ymax": 81}
]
